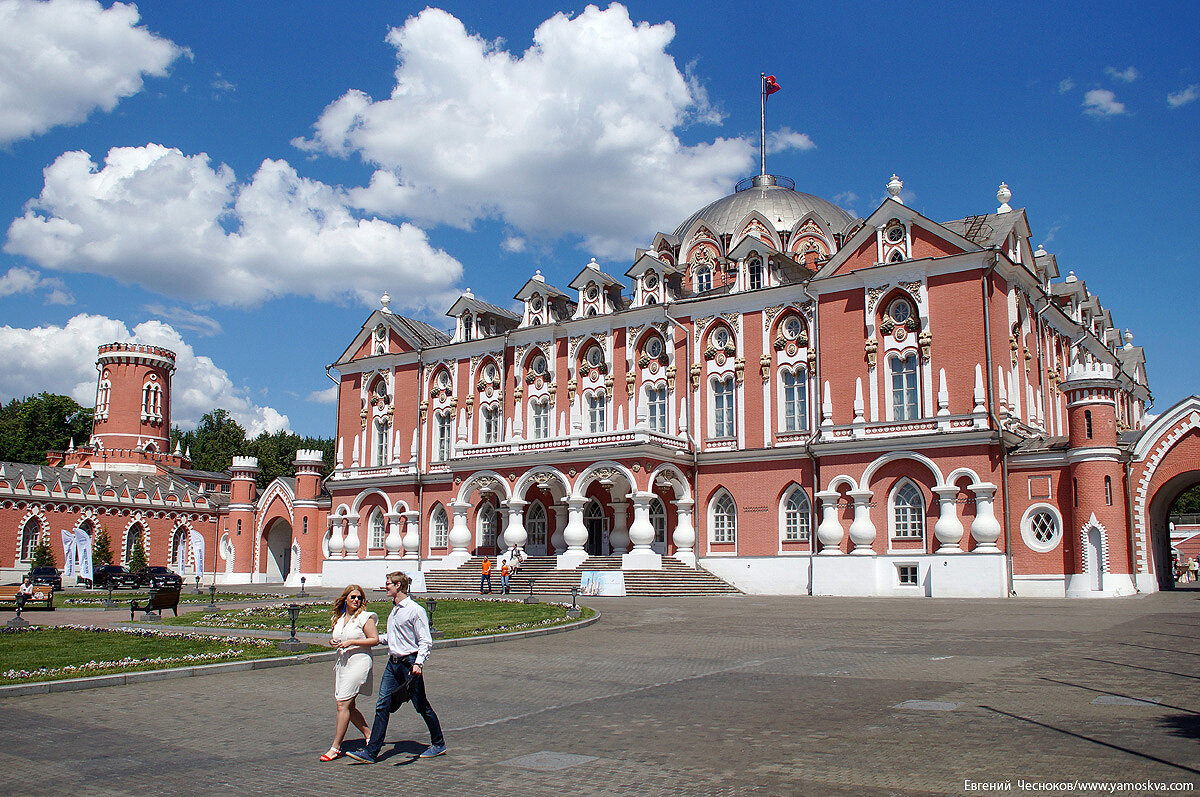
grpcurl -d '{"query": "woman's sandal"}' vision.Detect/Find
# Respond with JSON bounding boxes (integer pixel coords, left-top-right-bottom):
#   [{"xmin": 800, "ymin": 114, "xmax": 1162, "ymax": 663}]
[{"xmin": 320, "ymin": 748, "xmax": 344, "ymax": 762}]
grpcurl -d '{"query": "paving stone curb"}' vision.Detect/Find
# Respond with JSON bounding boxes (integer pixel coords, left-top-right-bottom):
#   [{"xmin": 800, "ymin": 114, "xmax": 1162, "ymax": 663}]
[{"xmin": 0, "ymin": 611, "xmax": 599, "ymax": 698}]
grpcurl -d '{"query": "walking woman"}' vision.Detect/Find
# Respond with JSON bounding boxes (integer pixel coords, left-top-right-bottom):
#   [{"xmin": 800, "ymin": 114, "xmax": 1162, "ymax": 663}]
[{"xmin": 323, "ymin": 584, "xmax": 379, "ymax": 761}]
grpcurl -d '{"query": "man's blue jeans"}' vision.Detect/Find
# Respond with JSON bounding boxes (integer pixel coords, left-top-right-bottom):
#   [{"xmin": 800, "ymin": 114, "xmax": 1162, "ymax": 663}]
[{"xmin": 366, "ymin": 654, "xmax": 444, "ymax": 757}]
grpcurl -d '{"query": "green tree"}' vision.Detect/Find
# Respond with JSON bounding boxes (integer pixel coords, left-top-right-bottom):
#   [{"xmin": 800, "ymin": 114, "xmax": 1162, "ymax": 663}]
[
  {"xmin": 171, "ymin": 409, "xmax": 247, "ymax": 473},
  {"xmin": 30, "ymin": 537, "xmax": 57, "ymax": 569},
  {"xmin": 1173, "ymin": 485, "xmax": 1200, "ymax": 515},
  {"xmin": 127, "ymin": 535, "xmax": 147, "ymax": 572},
  {"xmin": 93, "ymin": 526, "xmax": 114, "ymax": 567},
  {"xmin": 0, "ymin": 393, "xmax": 93, "ymax": 464}
]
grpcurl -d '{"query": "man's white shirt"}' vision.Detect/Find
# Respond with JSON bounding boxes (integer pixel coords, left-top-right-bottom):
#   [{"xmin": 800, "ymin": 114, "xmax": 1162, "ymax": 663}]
[{"xmin": 377, "ymin": 596, "xmax": 432, "ymax": 665}]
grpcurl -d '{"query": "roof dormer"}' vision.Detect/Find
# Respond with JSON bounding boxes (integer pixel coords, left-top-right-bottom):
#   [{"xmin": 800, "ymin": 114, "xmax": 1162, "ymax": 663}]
[
  {"xmin": 514, "ymin": 271, "xmax": 574, "ymax": 328},
  {"xmin": 446, "ymin": 289, "xmax": 520, "ymax": 342},
  {"xmin": 626, "ymin": 251, "xmax": 683, "ymax": 307},
  {"xmin": 569, "ymin": 258, "xmax": 625, "ymax": 318}
]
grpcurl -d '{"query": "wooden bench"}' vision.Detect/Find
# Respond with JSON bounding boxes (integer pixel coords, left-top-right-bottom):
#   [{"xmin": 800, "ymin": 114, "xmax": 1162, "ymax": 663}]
[
  {"xmin": 0, "ymin": 584, "xmax": 54, "ymax": 611},
  {"xmin": 131, "ymin": 588, "xmax": 180, "ymax": 620}
]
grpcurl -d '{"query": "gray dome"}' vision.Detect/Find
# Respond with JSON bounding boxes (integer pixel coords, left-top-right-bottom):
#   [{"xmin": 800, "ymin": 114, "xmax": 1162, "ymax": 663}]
[{"xmin": 673, "ymin": 177, "xmax": 855, "ymax": 239}]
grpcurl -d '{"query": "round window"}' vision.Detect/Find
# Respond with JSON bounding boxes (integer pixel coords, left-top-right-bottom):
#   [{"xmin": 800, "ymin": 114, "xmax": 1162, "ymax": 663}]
[
  {"xmin": 587, "ymin": 346, "xmax": 603, "ymax": 366},
  {"xmin": 712, "ymin": 328, "xmax": 730, "ymax": 349},
  {"xmin": 1021, "ymin": 507, "xmax": 1062, "ymax": 552},
  {"xmin": 531, "ymin": 355, "xmax": 547, "ymax": 376},
  {"xmin": 644, "ymin": 273, "xmax": 658, "ymax": 290},
  {"xmin": 782, "ymin": 317, "xmax": 802, "ymax": 340},
  {"xmin": 886, "ymin": 223, "xmax": 905, "ymax": 243},
  {"xmin": 374, "ymin": 324, "xmax": 386, "ymax": 340},
  {"xmin": 585, "ymin": 284, "xmax": 599, "ymax": 301},
  {"xmin": 373, "ymin": 380, "xmax": 387, "ymax": 398},
  {"xmin": 646, "ymin": 337, "xmax": 663, "ymax": 359},
  {"xmin": 889, "ymin": 300, "xmax": 912, "ymax": 324},
  {"xmin": 530, "ymin": 296, "xmax": 543, "ymax": 312},
  {"xmin": 484, "ymin": 364, "xmax": 498, "ymax": 382},
  {"xmin": 437, "ymin": 371, "xmax": 450, "ymax": 389}
]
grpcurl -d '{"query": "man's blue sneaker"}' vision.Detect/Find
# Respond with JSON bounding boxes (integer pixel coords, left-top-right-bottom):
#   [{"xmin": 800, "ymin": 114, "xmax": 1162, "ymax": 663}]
[
  {"xmin": 344, "ymin": 748, "xmax": 376, "ymax": 764},
  {"xmin": 419, "ymin": 744, "xmax": 447, "ymax": 758}
]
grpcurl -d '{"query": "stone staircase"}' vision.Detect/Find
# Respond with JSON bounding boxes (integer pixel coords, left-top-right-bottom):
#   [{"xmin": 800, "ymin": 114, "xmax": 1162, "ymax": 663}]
[{"xmin": 422, "ymin": 555, "xmax": 741, "ymax": 597}]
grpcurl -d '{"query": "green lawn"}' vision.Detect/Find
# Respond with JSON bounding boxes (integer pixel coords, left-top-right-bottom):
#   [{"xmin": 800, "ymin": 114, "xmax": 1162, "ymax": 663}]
[
  {"xmin": 0, "ymin": 626, "xmax": 324, "ymax": 685},
  {"xmin": 56, "ymin": 591, "xmax": 291, "ymax": 608},
  {"xmin": 155, "ymin": 598, "xmax": 593, "ymax": 638}
]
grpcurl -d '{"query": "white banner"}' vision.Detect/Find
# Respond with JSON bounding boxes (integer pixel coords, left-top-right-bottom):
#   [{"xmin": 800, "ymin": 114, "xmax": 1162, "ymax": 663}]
[
  {"xmin": 75, "ymin": 528, "xmax": 93, "ymax": 584},
  {"xmin": 190, "ymin": 529, "xmax": 205, "ymax": 578},
  {"xmin": 60, "ymin": 529, "xmax": 76, "ymax": 578}
]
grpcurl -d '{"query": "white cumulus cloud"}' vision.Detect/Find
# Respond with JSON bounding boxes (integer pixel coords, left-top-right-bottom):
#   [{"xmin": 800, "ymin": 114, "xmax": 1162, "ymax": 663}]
[
  {"xmin": 4, "ymin": 144, "xmax": 463, "ymax": 309},
  {"xmin": 0, "ymin": 313, "xmax": 288, "ymax": 435},
  {"xmin": 0, "ymin": 0, "xmax": 185, "ymax": 145},
  {"xmin": 0, "ymin": 265, "xmax": 73, "ymax": 303},
  {"xmin": 1083, "ymin": 89, "xmax": 1126, "ymax": 117},
  {"xmin": 1104, "ymin": 66, "xmax": 1140, "ymax": 83},
  {"xmin": 294, "ymin": 4, "xmax": 757, "ymax": 257},
  {"xmin": 1058, "ymin": 77, "xmax": 1076, "ymax": 94},
  {"xmin": 306, "ymin": 386, "xmax": 338, "ymax": 404},
  {"xmin": 1168, "ymin": 84, "xmax": 1199, "ymax": 108},
  {"xmin": 766, "ymin": 127, "xmax": 816, "ymax": 154}
]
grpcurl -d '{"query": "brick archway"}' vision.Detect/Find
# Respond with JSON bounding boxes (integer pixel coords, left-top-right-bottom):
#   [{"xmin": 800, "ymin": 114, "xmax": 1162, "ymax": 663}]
[{"xmin": 1131, "ymin": 397, "xmax": 1200, "ymax": 591}]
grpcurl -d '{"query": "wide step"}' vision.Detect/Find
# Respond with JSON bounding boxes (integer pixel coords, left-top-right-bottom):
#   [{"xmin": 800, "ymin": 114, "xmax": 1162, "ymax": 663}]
[{"xmin": 422, "ymin": 555, "xmax": 740, "ymax": 597}]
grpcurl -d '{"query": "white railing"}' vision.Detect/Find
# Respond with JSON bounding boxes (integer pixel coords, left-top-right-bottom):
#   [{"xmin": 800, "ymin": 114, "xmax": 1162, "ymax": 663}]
[{"xmin": 457, "ymin": 428, "xmax": 689, "ymax": 459}]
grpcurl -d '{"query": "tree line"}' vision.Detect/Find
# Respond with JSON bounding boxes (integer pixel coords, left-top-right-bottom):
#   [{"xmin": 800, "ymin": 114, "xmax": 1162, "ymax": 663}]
[{"xmin": 1, "ymin": 395, "xmax": 333, "ymax": 491}]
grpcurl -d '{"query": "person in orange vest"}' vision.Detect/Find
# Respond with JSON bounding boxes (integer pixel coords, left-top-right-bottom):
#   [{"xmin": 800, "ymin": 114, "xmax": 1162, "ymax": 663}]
[
  {"xmin": 500, "ymin": 559, "xmax": 511, "ymax": 594},
  {"xmin": 480, "ymin": 557, "xmax": 492, "ymax": 594}
]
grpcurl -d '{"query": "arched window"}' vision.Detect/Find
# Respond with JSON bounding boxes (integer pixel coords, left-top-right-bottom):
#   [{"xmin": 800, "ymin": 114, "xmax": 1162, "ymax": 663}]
[
  {"xmin": 478, "ymin": 502, "xmax": 499, "ymax": 549},
  {"xmin": 431, "ymin": 506, "xmax": 449, "ymax": 549},
  {"xmin": 373, "ymin": 323, "xmax": 387, "ymax": 355},
  {"xmin": 462, "ymin": 312, "xmax": 473, "ymax": 341},
  {"xmin": 1021, "ymin": 505, "xmax": 1063, "ymax": 552},
  {"xmin": 1104, "ymin": 475, "xmax": 1112, "ymax": 505},
  {"xmin": 531, "ymin": 398, "xmax": 550, "ymax": 439},
  {"xmin": 695, "ymin": 265, "xmax": 712, "ymax": 293},
  {"xmin": 19, "ymin": 518, "xmax": 39, "ymax": 561},
  {"xmin": 646, "ymin": 384, "xmax": 668, "ymax": 433},
  {"xmin": 369, "ymin": 509, "xmax": 386, "ymax": 549},
  {"xmin": 527, "ymin": 502, "xmax": 547, "ymax": 548},
  {"xmin": 171, "ymin": 527, "xmax": 188, "ymax": 572},
  {"xmin": 712, "ymin": 377, "xmax": 735, "ymax": 438},
  {"xmin": 1085, "ymin": 410, "xmax": 1093, "ymax": 439},
  {"xmin": 434, "ymin": 410, "xmax": 452, "ymax": 462},
  {"xmin": 711, "ymin": 492, "xmax": 736, "ymax": 544},
  {"xmin": 747, "ymin": 259, "xmax": 764, "ymax": 290},
  {"xmin": 781, "ymin": 368, "xmax": 807, "ymax": 432},
  {"xmin": 481, "ymin": 405, "xmax": 501, "ymax": 444},
  {"xmin": 890, "ymin": 354, "xmax": 919, "ymax": 420},
  {"xmin": 649, "ymin": 498, "xmax": 667, "ymax": 546},
  {"xmin": 124, "ymin": 522, "xmax": 143, "ymax": 563},
  {"xmin": 586, "ymin": 390, "xmax": 607, "ymax": 433},
  {"xmin": 783, "ymin": 488, "xmax": 811, "ymax": 542},
  {"xmin": 891, "ymin": 481, "xmax": 924, "ymax": 539},
  {"xmin": 373, "ymin": 418, "xmax": 389, "ymax": 466}
]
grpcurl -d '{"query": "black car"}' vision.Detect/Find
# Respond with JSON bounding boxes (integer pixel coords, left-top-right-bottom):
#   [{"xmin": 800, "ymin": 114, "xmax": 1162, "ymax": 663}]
[
  {"xmin": 28, "ymin": 566, "xmax": 62, "ymax": 591},
  {"xmin": 90, "ymin": 564, "xmax": 138, "ymax": 590},
  {"xmin": 134, "ymin": 566, "xmax": 183, "ymax": 590}
]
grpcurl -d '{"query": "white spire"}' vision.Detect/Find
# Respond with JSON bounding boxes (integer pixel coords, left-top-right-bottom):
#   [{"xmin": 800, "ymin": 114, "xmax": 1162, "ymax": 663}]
[
  {"xmin": 380, "ymin": 291, "xmax": 392, "ymax": 314},
  {"xmin": 886, "ymin": 174, "xmax": 904, "ymax": 204},
  {"xmin": 996, "ymin": 182, "xmax": 1012, "ymax": 213}
]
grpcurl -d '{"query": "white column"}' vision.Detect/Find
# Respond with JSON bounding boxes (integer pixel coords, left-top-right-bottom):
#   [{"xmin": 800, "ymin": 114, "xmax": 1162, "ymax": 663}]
[
  {"xmin": 384, "ymin": 511, "xmax": 404, "ymax": 559},
  {"xmin": 445, "ymin": 500, "xmax": 473, "ymax": 566},
  {"xmin": 623, "ymin": 491, "xmax": 662, "ymax": 569},
  {"xmin": 343, "ymin": 514, "xmax": 360, "ymax": 558},
  {"xmin": 969, "ymin": 483, "xmax": 1002, "ymax": 551},
  {"xmin": 816, "ymin": 490, "xmax": 845, "ymax": 554},
  {"xmin": 504, "ymin": 499, "xmax": 528, "ymax": 548},
  {"xmin": 550, "ymin": 504, "xmax": 568, "ymax": 554},
  {"xmin": 608, "ymin": 500, "xmax": 630, "ymax": 554},
  {"xmin": 327, "ymin": 518, "xmax": 345, "ymax": 558},
  {"xmin": 847, "ymin": 489, "xmax": 877, "ymax": 555},
  {"xmin": 671, "ymin": 498, "xmax": 696, "ymax": 566},
  {"xmin": 932, "ymin": 486, "xmax": 965, "ymax": 553},
  {"xmin": 557, "ymin": 497, "xmax": 589, "ymax": 569},
  {"xmin": 402, "ymin": 510, "xmax": 421, "ymax": 559}
]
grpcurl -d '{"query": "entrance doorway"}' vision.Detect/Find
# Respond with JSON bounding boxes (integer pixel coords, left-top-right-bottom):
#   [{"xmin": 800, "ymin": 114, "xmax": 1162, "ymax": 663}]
[
  {"xmin": 526, "ymin": 502, "xmax": 548, "ymax": 555},
  {"xmin": 1084, "ymin": 526, "xmax": 1104, "ymax": 592},
  {"xmin": 264, "ymin": 520, "xmax": 292, "ymax": 583},
  {"xmin": 584, "ymin": 499, "xmax": 607, "ymax": 555}
]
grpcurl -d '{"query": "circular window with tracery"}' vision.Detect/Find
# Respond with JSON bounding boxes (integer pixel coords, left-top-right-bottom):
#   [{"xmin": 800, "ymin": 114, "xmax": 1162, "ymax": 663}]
[
  {"xmin": 712, "ymin": 327, "xmax": 730, "ymax": 349},
  {"xmin": 645, "ymin": 337, "xmax": 663, "ymax": 359},
  {"xmin": 436, "ymin": 371, "xmax": 450, "ymax": 389},
  {"xmin": 1021, "ymin": 506, "xmax": 1062, "ymax": 552},
  {"xmin": 530, "ymin": 355, "xmax": 547, "ymax": 376},
  {"xmin": 888, "ymin": 299, "xmax": 912, "ymax": 324},
  {"xmin": 782, "ymin": 316, "xmax": 802, "ymax": 340},
  {"xmin": 644, "ymin": 273, "xmax": 658, "ymax": 290},
  {"xmin": 586, "ymin": 346, "xmax": 604, "ymax": 367},
  {"xmin": 886, "ymin": 222, "xmax": 905, "ymax": 243},
  {"xmin": 585, "ymin": 284, "xmax": 599, "ymax": 301}
]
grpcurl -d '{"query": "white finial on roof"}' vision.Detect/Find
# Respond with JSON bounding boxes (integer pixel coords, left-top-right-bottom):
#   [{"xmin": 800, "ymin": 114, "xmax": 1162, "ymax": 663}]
[
  {"xmin": 68, "ymin": 438, "xmax": 75, "ymax": 451},
  {"xmin": 886, "ymin": 174, "xmax": 904, "ymax": 203},
  {"xmin": 1124, "ymin": 330, "xmax": 1133, "ymax": 349},
  {"xmin": 1065, "ymin": 270, "xmax": 1077, "ymax": 283},
  {"xmin": 464, "ymin": 287, "xmax": 473, "ymax": 298},
  {"xmin": 587, "ymin": 257, "xmax": 600, "ymax": 270},
  {"xmin": 533, "ymin": 270, "xmax": 544, "ymax": 282},
  {"xmin": 1034, "ymin": 244, "xmax": 1047, "ymax": 258},
  {"xmin": 997, "ymin": 182, "xmax": 1012, "ymax": 213},
  {"xmin": 380, "ymin": 291, "xmax": 392, "ymax": 314}
]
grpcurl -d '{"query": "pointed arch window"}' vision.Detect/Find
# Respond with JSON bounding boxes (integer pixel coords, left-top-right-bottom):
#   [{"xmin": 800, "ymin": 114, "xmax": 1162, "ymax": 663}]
[
  {"xmin": 531, "ymin": 398, "xmax": 550, "ymax": 439},
  {"xmin": 711, "ymin": 492, "xmax": 737, "ymax": 544},
  {"xmin": 586, "ymin": 390, "xmax": 607, "ymax": 433},
  {"xmin": 890, "ymin": 354, "xmax": 920, "ymax": 420},
  {"xmin": 747, "ymin": 259, "xmax": 764, "ymax": 290},
  {"xmin": 19, "ymin": 518, "xmax": 39, "ymax": 561},
  {"xmin": 695, "ymin": 265, "xmax": 712, "ymax": 293},
  {"xmin": 527, "ymin": 502, "xmax": 547, "ymax": 548},
  {"xmin": 124, "ymin": 522, "xmax": 143, "ymax": 564},
  {"xmin": 431, "ymin": 506, "xmax": 449, "ymax": 549},
  {"xmin": 783, "ymin": 487, "xmax": 812, "ymax": 542},
  {"xmin": 482, "ymin": 405, "xmax": 501, "ymax": 444},
  {"xmin": 891, "ymin": 481, "xmax": 924, "ymax": 539},
  {"xmin": 373, "ymin": 418, "xmax": 389, "ymax": 466},
  {"xmin": 649, "ymin": 497, "xmax": 667, "ymax": 545},
  {"xmin": 781, "ymin": 368, "xmax": 808, "ymax": 432},
  {"xmin": 462, "ymin": 312, "xmax": 473, "ymax": 341},
  {"xmin": 478, "ymin": 502, "xmax": 499, "ymax": 549}
]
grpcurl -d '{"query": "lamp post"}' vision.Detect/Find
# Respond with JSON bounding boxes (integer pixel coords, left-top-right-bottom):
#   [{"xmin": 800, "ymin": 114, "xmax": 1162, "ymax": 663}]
[
  {"xmin": 299, "ymin": 576, "xmax": 307, "ymax": 597},
  {"xmin": 427, "ymin": 597, "xmax": 444, "ymax": 639},
  {"xmin": 207, "ymin": 584, "xmax": 218, "ymax": 610},
  {"xmin": 277, "ymin": 602, "xmax": 306, "ymax": 652},
  {"xmin": 523, "ymin": 578, "xmax": 539, "ymax": 604},
  {"xmin": 194, "ymin": 574, "xmax": 202, "ymax": 595},
  {"xmin": 103, "ymin": 584, "xmax": 118, "ymax": 610},
  {"xmin": 567, "ymin": 586, "xmax": 581, "ymax": 619}
]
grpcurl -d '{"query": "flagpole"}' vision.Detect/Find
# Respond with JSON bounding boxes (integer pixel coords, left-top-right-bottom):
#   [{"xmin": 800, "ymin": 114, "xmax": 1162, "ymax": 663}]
[{"xmin": 760, "ymin": 73, "xmax": 767, "ymax": 177}]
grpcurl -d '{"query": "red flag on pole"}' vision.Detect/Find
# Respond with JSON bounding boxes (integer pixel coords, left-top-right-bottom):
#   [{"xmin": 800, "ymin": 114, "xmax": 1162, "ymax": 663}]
[{"xmin": 764, "ymin": 75, "xmax": 781, "ymax": 97}]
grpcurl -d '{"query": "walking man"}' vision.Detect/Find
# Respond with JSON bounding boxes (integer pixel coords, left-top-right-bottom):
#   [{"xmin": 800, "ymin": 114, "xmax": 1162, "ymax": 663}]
[
  {"xmin": 346, "ymin": 572, "xmax": 446, "ymax": 763},
  {"xmin": 480, "ymin": 556, "xmax": 492, "ymax": 594}
]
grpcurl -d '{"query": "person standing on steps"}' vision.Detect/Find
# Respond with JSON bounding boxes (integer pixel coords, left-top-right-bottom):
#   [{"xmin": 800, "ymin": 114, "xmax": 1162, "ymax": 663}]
[
  {"xmin": 480, "ymin": 556, "xmax": 492, "ymax": 594},
  {"xmin": 345, "ymin": 571, "xmax": 446, "ymax": 763}
]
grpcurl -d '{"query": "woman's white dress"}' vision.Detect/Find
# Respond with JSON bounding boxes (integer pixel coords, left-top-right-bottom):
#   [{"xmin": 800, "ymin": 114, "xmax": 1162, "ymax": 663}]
[{"xmin": 332, "ymin": 610, "xmax": 377, "ymax": 700}]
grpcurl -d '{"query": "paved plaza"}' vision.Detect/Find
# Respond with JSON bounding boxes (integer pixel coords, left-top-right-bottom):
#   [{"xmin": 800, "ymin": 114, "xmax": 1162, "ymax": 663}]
[{"xmin": 1, "ymin": 588, "xmax": 1198, "ymax": 796}]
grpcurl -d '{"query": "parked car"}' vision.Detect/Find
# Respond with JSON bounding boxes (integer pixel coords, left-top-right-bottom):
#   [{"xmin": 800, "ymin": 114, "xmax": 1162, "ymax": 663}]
[
  {"xmin": 134, "ymin": 566, "xmax": 183, "ymax": 590},
  {"xmin": 90, "ymin": 564, "xmax": 138, "ymax": 590},
  {"xmin": 28, "ymin": 566, "xmax": 62, "ymax": 591}
]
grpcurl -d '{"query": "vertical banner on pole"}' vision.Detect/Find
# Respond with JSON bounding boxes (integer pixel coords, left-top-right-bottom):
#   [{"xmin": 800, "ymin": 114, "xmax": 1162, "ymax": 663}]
[
  {"xmin": 60, "ymin": 529, "xmax": 77, "ymax": 578},
  {"xmin": 75, "ymin": 528, "xmax": 93, "ymax": 585},
  {"xmin": 190, "ymin": 529, "xmax": 205, "ymax": 578}
]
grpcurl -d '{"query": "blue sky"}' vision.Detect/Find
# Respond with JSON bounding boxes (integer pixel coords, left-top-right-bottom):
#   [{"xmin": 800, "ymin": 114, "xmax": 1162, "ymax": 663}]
[{"xmin": 1, "ymin": 0, "xmax": 1197, "ymax": 437}]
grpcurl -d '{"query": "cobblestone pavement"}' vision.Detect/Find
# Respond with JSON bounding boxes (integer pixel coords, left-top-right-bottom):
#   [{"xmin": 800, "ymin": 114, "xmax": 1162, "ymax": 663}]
[{"xmin": 1, "ymin": 588, "xmax": 1198, "ymax": 796}]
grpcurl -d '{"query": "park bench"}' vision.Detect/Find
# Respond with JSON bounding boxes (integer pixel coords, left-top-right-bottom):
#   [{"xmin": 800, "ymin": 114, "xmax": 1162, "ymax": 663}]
[
  {"xmin": 0, "ymin": 584, "xmax": 54, "ymax": 611},
  {"xmin": 131, "ymin": 588, "xmax": 180, "ymax": 620}
]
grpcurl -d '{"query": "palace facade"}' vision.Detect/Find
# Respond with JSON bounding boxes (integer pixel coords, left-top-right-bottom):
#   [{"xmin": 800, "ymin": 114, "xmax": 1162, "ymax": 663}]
[{"xmin": 4, "ymin": 174, "xmax": 1199, "ymax": 597}]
